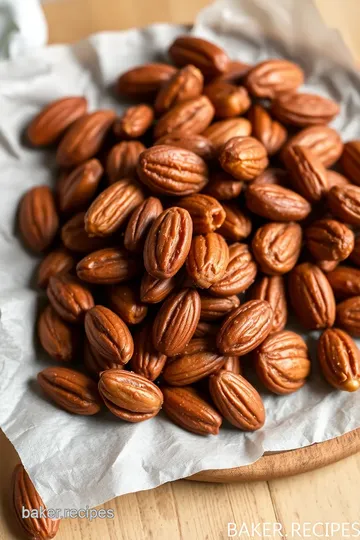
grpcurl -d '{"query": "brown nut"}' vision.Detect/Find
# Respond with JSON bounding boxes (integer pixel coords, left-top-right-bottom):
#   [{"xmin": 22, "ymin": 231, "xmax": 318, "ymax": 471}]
[
  {"xmin": 204, "ymin": 171, "xmax": 243, "ymax": 201},
  {"xmin": 305, "ymin": 219, "xmax": 354, "ymax": 263},
  {"xmin": 252, "ymin": 222, "xmax": 302, "ymax": 275},
  {"xmin": 18, "ymin": 186, "xmax": 59, "ymax": 253},
  {"xmin": 203, "ymin": 118, "xmax": 252, "ymax": 154},
  {"xmin": 98, "ymin": 370, "xmax": 163, "ymax": 422},
  {"xmin": 57, "ymin": 158, "xmax": 103, "ymax": 213},
  {"xmin": 217, "ymin": 300, "xmax": 273, "ymax": 355},
  {"xmin": 124, "ymin": 196, "xmax": 163, "ymax": 253},
  {"xmin": 340, "ymin": 140, "xmax": 360, "ymax": 186},
  {"xmin": 56, "ymin": 110, "xmax": 116, "ymax": 167},
  {"xmin": 350, "ymin": 236, "xmax": 360, "ymax": 266},
  {"xmin": 218, "ymin": 203, "xmax": 252, "ymax": 241},
  {"xmin": 245, "ymin": 183, "xmax": 311, "ymax": 222},
  {"xmin": 154, "ymin": 65, "xmax": 204, "ymax": 114},
  {"xmin": 107, "ymin": 284, "xmax": 148, "ymax": 325},
  {"xmin": 27, "ymin": 96, "xmax": 87, "ymax": 146},
  {"xmin": 251, "ymin": 168, "xmax": 289, "ymax": 187},
  {"xmin": 144, "ymin": 207, "xmax": 192, "ymax": 279},
  {"xmin": 336, "ymin": 296, "xmax": 360, "ymax": 337},
  {"xmin": 209, "ymin": 371, "xmax": 265, "ymax": 430},
  {"xmin": 113, "ymin": 104, "xmax": 154, "ymax": 139},
  {"xmin": 140, "ymin": 272, "xmax": 179, "ymax": 304},
  {"xmin": 283, "ymin": 145, "xmax": 328, "ymax": 203},
  {"xmin": 204, "ymin": 81, "xmax": 251, "ymax": 118},
  {"xmin": 186, "ymin": 232, "xmax": 229, "ymax": 288},
  {"xmin": 318, "ymin": 328, "xmax": 360, "ymax": 391},
  {"xmin": 219, "ymin": 136, "xmax": 268, "ymax": 181},
  {"xmin": 84, "ymin": 339, "xmax": 123, "ymax": 376},
  {"xmin": 222, "ymin": 356, "xmax": 242, "ymax": 374},
  {"xmin": 254, "ymin": 330, "xmax": 311, "ymax": 394},
  {"xmin": 129, "ymin": 324, "xmax": 167, "ymax": 381},
  {"xmin": 37, "ymin": 366, "xmax": 101, "ymax": 415},
  {"xmin": 248, "ymin": 104, "xmax": 287, "ymax": 156},
  {"xmin": 152, "ymin": 288, "xmax": 201, "ymax": 356},
  {"xmin": 212, "ymin": 60, "xmax": 251, "ymax": 84},
  {"xmin": 116, "ymin": 63, "xmax": 177, "ymax": 98},
  {"xmin": 327, "ymin": 185, "xmax": 360, "ymax": 226},
  {"xmin": 271, "ymin": 92, "xmax": 340, "ymax": 127},
  {"xmin": 282, "ymin": 125, "xmax": 343, "ymax": 168},
  {"xmin": 288, "ymin": 263, "xmax": 336, "ymax": 329},
  {"xmin": 47, "ymin": 274, "xmax": 94, "ymax": 323},
  {"xmin": 169, "ymin": 35, "xmax": 230, "ymax": 76},
  {"xmin": 194, "ymin": 321, "xmax": 219, "ymax": 338},
  {"xmin": 106, "ymin": 141, "xmax": 146, "ymax": 184},
  {"xmin": 178, "ymin": 194, "xmax": 225, "ymax": 234},
  {"xmin": 137, "ymin": 145, "xmax": 208, "ymax": 196},
  {"xmin": 38, "ymin": 304, "xmax": 79, "ymax": 363},
  {"xmin": 37, "ymin": 248, "xmax": 76, "ymax": 289},
  {"xmin": 327, "ymin": 170, "xmax": 350, "ymax": 189},
  {"xmin": 13, "ymin": 464, "xmax": 60, "ymax": 540},
  {"xmin": 209, "ymin": 243, "xmax": 257, "ymax": 297},
  {"xmin": 161, "ymin": 386, "xmax": 222, "ymax": 435},
  {"xmin": 200, "ymin": 294, "xmax": 240, "ymax": 321},
  {"xmin": 84, "ymin": 178, "xmax": 144, "ymax": 237},
  {"xmin": 250, "ymin": 275, "xmax": 287, "ymax": 333},
  {"xmin": 76, "ymin": 247, "xmax": 140, "ymax": 284},
  {"xmin": 154, "ymin": 133, "xmax": 215, "ymax": 161},
  {"xmin": 245, "ymin": 59, "xmax": 304, "ymax": 99},
  {"xmin": 61, "ymin": 212, "xmax": 112, "ymax": 253}
]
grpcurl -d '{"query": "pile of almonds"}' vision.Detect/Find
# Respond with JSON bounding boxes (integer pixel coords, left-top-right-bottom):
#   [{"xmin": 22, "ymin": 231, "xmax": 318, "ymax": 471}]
[{"xmin": 17, "ymin": 35, "xmax": 360, "ymax": 445}]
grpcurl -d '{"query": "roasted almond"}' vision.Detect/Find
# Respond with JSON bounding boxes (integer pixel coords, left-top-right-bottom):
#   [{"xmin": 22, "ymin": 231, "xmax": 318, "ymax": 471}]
[
  {"xmin": 161, "ymin": 386, "xmax": 222, "ymax": 435},
  {"xmin": 27, "ymin": 96, "xmax": 87, "ymax": 146},
  {"xmin": 327, "ymin": 170, "xmax": 350, "ymax": 189},
  {"xmin": 254, "ymin": 330, "xmax": 311, "ymax": 394},
  {"xmin": 203, "ymin": 118, "xmax": 252, "ymax": 154},
  {"xmin": 204, "ymin": 81, "xmax": 250, "ymax": 118},
  {"xmin": 245, "ymin": 59, "xmax": 304, "ymax": 99},
  {"xmin": 124, "ymin": 196, "xmax": 163, "ymax": 253},
  {"xmin": 85, "ymin": 178, "xmax": 144, "ymax": 237},
  {"xmin": 222, "ymin": 356, "xmax": 242, "ymax": 374},
  {"xmin": 116, "ymin": 63, "xmax": 177, "ymax": 97},
  {"xmin": 245, "ymin": 183, "xmax": 311, "ymax": 221},
  {"xmin": 289, "ymin": 263, "xmax": 336, "ymax": 329},
  {"xmin": 212, "ymin": 60, "xmax": 251, "ymax": 83},
  {"xmin": 249, "ymin": 104, "xmax": 287, "ymax": 156},
  {"xmin": 341, "ymin": 140, "xmax": 360, "ymax": 186},
  {"xmin": 57, "ymin": 158, "xmax": 103, "ymax": 213},
  {"xmin": 137, "ymin": 145, "xmax": 208, "ymax": 196},
  {"xmin": 252, "ymin": 222, "xmax": 302, "ymax": 275},
  {"xmin": 56, "ymin": 110, "xmax": 116, "ymax": 167},
  {"xmin": 271, "ymin": 92, "xmax": 340, "ymax": 127},
  {"xmin": 144, "ymin": 207, "xmax": 192, "ymax": 279},
  {"xmin": 282, "ymin": 125, "xmax": 343, "ymax": 167},
  {"xmin": 250, "ymin": 275, "xmax": 287, "ymax": 333},
  {"xmin": 154, "ymin": 133, "xmax": 215, "ymax": 161},
  {"xmin": 336, "ymin": 296, "xmax": 360, "ymax": 337},
  {"xmin": 154, "ymin": 64, "xmax": 204, "ymax": 114},
  {"xmin": 130, "ymin": 324, "xmax": 167, "ymax": 381},
  {"xmin": 219, "ymin": 136, "xmax": 268, "ymax": 181},
  {"xmin": 106, "ymin": 141, "xmax": 146, "ymax": 184},
  {"xmin": 107, "ymin": 284, "xmax": 148, "ymax": 325},
  {"xmin": 18, "ymin": 186, "xmax": 59, "ymax": 253},
  {"xmin": 76, "ymin": 247, "xmax": 140, "ymax": 284},
  {"xmin": 154, "ymin": 95, "xmax": 214, "ymax": 140},
  {"xmin": 152, "ymin": 288, "xmax": 201, "ymax": 356},
  {"xmin": 113, "ymin": 104, "xmax": 154, "ymax": 139},
  {"xmin": 85, "ymin": 305, "xmax": 134, "ymax": 365},
  {"xmin": 305, "ymin": 219, "xmax": 354, "ymax": 263},
  {"xmin": 327, "ymin": 185, "xmax": 360, "ymax": 226},
  {"xmin": 318, "ymin": 328, "xmax": 360, "ymax": 391},
  {"xmin": 217, "ymin": 203, "xmax": 252, "ymax": 241},
  {"xmin": 204, "ymin": 171, "xmax": 243, "ymax": 201},
  {"xmin": 194, "ymin": 321, "xmax": 218, "ymax": 338},
  {"xmin": 209, "ymin": 243, "xmax": 257, "ymax": 297},
  {"xmin": 283, "ymin": 145, "xmax": 328, "ymax": 203},
  {"xmin": 169, "ymin": 35, "xmax": 230, "ymax": 76},
  {"xmin": 186, "ymin": 232, "xmax": 229, "ymax": 288},
  {"xmin": 37, "ymin": 366, "xmax": 101, "ymax": 415},
  {"xmin": 178, "ymin": 194, "xmax": 225, "ymax": 234},
  {"xmin": 38, "ymin": 304, "xmax": 79, "ymax": 363},
  {"xmin": 209, "ymin": 371, "xmax": 265, "ymax": 430},
  {"xmin": 200, "ymin": 293, "xmax": 240, "ymax": 321},
  {"xmin": 251, "ymin": 167, "xmax": 289, "ymax": 186},
  {"xmin": 140, "ymin": 272, "xmax": 179, "ymax": 304},
  {"xmin": 37, "ymin": 247, "xmax": 75, "ymax": 289},
  {"xmin": 84, "ymin": 339, "xmax": 123, "ymax": 376},
  {"xmin": 98, "ymin": 370, "xmax": 163, "ymax": 422},
  {"xmin": 327, "ymin": 266, "xmax": 360, "ymax": 299},
  {"xmin": 61, "ymin": 212, "xmax": 111, "ymax": 253},
  {"xmin": 47, "ymin": 274, "xmax": 94, "ymax": 323},
  {"xmin": 217, "ymin": 300, "xmax": 273, "ymax": 355}
]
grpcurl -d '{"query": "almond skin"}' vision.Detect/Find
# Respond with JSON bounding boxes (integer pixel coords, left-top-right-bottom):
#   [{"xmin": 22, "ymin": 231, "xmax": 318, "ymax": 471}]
[
  {"xmin": 57, "ymin": 158, "xmax": 103, "ymax": 213},
  {"xmin": 76, "ymin": 247, "xmax": 140, "ymax": 284},
  {"xmin": 154, "ymin": 64, "xmax": 204, "ymax": 114},
  {"xmin": 204, "ymin": 81, "xmax": 251, "ymax": 118},
  {"xmin": 282, "ymin": 125, "xmax": 343, "ymax": 168},
  {"xmin": 154, "ymin": 133, "xmax": 215, "ymax": 161},
  {"xmin": 161, "ymin": 386, "xmax": 222, "ymax": 435},
  {"xmin": 169, "ymin": 35, "xmax": 230, "ymax": 76},
  {"xmin": 272, "ymin": 92, "xmax": 340, "ymax": 127},
  {"xmin": 84, "ymin": 339, "xmax": 123, "ymax": 376},
  {"xmin": 219, "ymin": 136, "xmax": 269, "ymax": 181},
  {"xmin": 12, "ymin": 464, "xmax": 60, "ymax": 540},
  {"xmin": 107, "ymin": 284, "xmax": 148, "ymax": 325},
  {"xmin": 217, "ymin": 300, "xmax": 273, "ymax": 355},
  {"xmin": 209, "ymin": 243, "xmax": 257, "ymax": 297},
  {"xmin": 98, "ymin": 370, "xmax": 163, "ymax": 422},
  {"xmin": 137, "ymin": 145, "xmax": 208, "ymax": 196},
  {"xmin": 37, "ymin": 248, "xmax": 76, "ymax": 289},
  {"xmin": 327, "ymin": 171, "xmax": 350, "ymax": 189},
  {"xmin": 113, "ymin": 104, "xmax": 154, "ymax": 139},
  {"xmin": 178, "ymin": 194, "xmax": 225, "ymax": 234},
  {"xmin": 252, "ymin": 168, "xmax": 289, "ymax": 187},
  {"xmin": 124, "ymin": 197, "xmax": 163, "ymax": 253},
  {"xmin": 56, "ymin": 110, "xmax": 116, "ymax": 167},
  {"xmin": 283, "ymin": 145, "xmax": 329, "ymax": 203},
  {"xmin": 255, "ymin": 331, "xmax": 310, "ymax": 395},
  {"xmin": 222, "ymin": 356, "xmax": 242, "ymax": 374},
  {"xmin": 336, "ymin": 296, "xmax": 360, "ymax": 337},
  {"xmin": 38, "ymin": 304, "xmax": 79, "ymax": 362},
  {"xmin": 152, "ymin": 288, "xmax": 201, "ymax": 356},
  {"xmin": 318, "ymin": 328, "xmax": 360, "ymax": 391},
  {"xmin": 85, "ymin": 178, "xmax": 144, "ymax": 237},
  {"xmin": 18, "ymin": 186, "xmax": 59, "ymax": 253},
  {"xmin": 245, "ymin": 59, "xmax": 304, "ymax": 98},
  {"xmin": 245, "ymin": 183, "xmax": 311, "ymax": 222},
  {"xmin": 85, "ymin": 306, "xmax": 134, "ymax": 365},
  {"xmin": 252, "ymin": 222, "xmax": 302, "ymax": 275},
  {"xmin": 341, "ymin": 140, "xmax": 360, "ymax": 186},
  {"xmin": 47, "ymin": 274, "xmax": 94, "ymax": 323},
  {"xmin": 305, "ymin": 219, "xmax": 354, "ymax": 263},
  {"xmin": 249, "ymin": 104, "xmax": 287, "ymax": 156},
  {"xmin": 327, "ymin": 185, "xmax": 360, "ymax": 227},
  {"xmin": 116, "ymin": 63, "xmax": 177, "ymax": 97},
  {"xmin": 27, "ymin": 96, "xmax": 87, "ymax": 146},
  {"xmin": 140, "ymin": 272, "xmax": 179, "ymax": 304},
  {"xmin": 154, "ymin": 95, "xmax": 214, "ymax": 140},
  {"xmin": 204, "ymin": 171, "xmax": 243, "ymax": 201},
  {"xmin": 289, "ymin": 263, "xmax": 336, "ymax": 329},
  {"xmin": 129, "ymin": 324, "xmax": 167, "ymax": 381},
  {"xmin": 106, "ymin": 141, "xmax": 146, "ymax": 184},
  {"xmin": 200, "ymin": 294, "xmax": 240, "ymax": 321},
  {"xmin": 61, "ymin": 212, "xmax": 112, "ymax": 253},
  {"xmin": 217, "ymin": 203, "xmax": 252, "ymax": 241},
  {"xmin": 209, "ymin": 371, "xmax": 265, "ymax": 431},
  {"xmin": 250, "ymin": 275, "xmax": 287, "ymax": 333},
  {"xmin": 212, "ymin": 60, "xmax": 251, "ymax": 83},
  {"xmin": 163, "ymin": 337, "xmax": 226, "ymax": 385},
  {"xmin": 186, "ymin": 232, "xmax": 229, "ymax": 289},
  {"xmin": 203, "ymin": 118, "xmax": 252, "ymax": 154},
  {"xmin": 194, "ymin": 321, "xmax": 218, "ymax": 338},
  {"xmin": 37, "ymin": 366, "xmax": 101, "ymax": 415},
  {"xmin": 144, "ymin": 207, "xmax": 192, "ymax": 279}
]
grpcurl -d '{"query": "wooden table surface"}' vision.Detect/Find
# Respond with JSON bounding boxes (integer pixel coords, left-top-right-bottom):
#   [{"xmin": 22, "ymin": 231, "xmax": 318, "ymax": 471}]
[{"xmin": 1, "ymin": 1, "xmax": 359, "ymax": 539}]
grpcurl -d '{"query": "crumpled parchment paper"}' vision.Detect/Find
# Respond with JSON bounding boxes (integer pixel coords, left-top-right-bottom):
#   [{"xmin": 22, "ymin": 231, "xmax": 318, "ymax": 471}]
[{"xmin": 0, "ymin": 0, "xmax": 359, "ymax": 510}]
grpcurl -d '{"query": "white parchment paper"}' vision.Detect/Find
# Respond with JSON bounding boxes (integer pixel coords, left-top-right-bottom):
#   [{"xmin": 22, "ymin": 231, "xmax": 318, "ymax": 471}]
[{"xmin": 0, "ymin": 0, "xmax": 360, "ymax": 509}]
